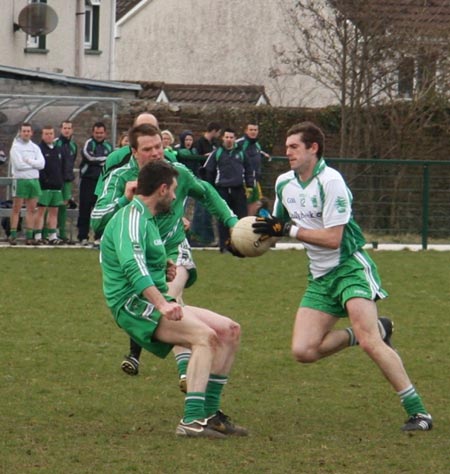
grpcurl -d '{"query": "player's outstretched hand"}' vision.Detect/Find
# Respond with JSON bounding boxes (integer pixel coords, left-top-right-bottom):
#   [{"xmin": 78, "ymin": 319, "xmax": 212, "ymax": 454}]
[
  {"xmin": 224, "ymin": 237, "xmax": 245, "ymax": 258},
  {"xmin": 252, "ymin": 216, "xmax": 288, "ymax": 237}
]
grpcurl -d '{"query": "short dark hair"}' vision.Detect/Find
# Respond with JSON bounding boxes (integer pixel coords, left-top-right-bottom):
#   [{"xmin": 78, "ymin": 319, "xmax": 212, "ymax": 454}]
[
  {"xmin": 92, "ymin": 121, "xmax": 106, "ymax": 131},
  {"xmin": 60, "ymin": 120, "xmax": 73, "ymax": 127},
  {"xmin": 20, "ymin": 122, "xmax": 32, "ymax": 130},
  {"xmin": 129, "ymin": 124, "xmax": 161, "ymax": 150},
  {"xmin": 42, "ymin": 125, "xmax": 54, "ymax": 131},
  {"xmin": 287, "ymin": 122, "xmax": 325, "ymax": 159},
  {"xmin": 223, "ymin": 127, "xmax": 236, "ymax": 136},
  {"xmin": 206, "ymin": 121, "xmax": 222, "ymax": 132},
  {"xmin": 136, "ymin": 160, "xmax": 179, "ymax": 196}
]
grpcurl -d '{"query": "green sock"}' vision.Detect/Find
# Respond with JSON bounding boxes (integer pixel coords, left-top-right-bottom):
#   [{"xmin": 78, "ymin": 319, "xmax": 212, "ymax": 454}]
[
  {"xmin": 43, "ymin": 227, "xmax": 49, "ymax": 239},
  {"xmin": 175, "ymin": 351, "xmax": 190, "ymax": 379},
  {"xmin": 10, "ymin": 229, "xmax": 17, "ymax": 238},
  {"xmin": 398, "ymin": 385, "xmax": 428, "ymax": 416},
  {"xmin": 183, "ymin": 392, "xmax": 206, "ymax": 423},
  {"xmin": 58, "ymin": 205, "xmax": 67, "ymax": 239},
  {"xmin": 25, "ymin": 229, "xmax": 33, "ymax": 239},
  {"xmin": 204, "ymin": 374, "xmax": 228, "ymax": 417}
]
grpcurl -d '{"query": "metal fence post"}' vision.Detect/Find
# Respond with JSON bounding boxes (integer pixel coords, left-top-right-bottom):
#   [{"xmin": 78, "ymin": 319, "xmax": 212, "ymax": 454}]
[{"xmin": 422, "ymin": 164, "xmax": 430, "ymax": 250}]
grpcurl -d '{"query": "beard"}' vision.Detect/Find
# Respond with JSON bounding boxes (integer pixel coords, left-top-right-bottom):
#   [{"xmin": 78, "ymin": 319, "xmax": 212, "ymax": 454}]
[{"xmin": 155, "ymin": 198, "xmax": 172, "ymax": 214}]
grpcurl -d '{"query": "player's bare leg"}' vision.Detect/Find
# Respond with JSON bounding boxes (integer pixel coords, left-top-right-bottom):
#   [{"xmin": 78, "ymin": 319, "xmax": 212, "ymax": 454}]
[{"xmin": 291, "ymin": 307, "xmax": 349, "ymax": 363}]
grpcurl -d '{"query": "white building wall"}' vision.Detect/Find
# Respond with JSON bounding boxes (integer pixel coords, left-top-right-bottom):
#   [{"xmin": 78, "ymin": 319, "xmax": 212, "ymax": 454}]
[
  {"xmin": 1, "ymin": 0, "xmax": 114, "ymax": 80},
  {"xmin": 114, "ymin": 0, "xmax": 335, "ymax": 107}
]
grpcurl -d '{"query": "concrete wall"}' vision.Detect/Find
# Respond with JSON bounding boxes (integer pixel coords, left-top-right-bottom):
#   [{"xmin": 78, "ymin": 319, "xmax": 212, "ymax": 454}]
[
  {"xmin": 1, "ymin": 0, "xmax": 114, "ymax": 80},
  {"xmin": 114, "ymin": 0, "xmax": 334, "ymax": 107}
]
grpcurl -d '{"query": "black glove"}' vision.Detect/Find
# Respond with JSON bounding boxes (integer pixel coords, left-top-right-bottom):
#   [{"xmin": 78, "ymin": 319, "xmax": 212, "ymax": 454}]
[
  {"xmin": 224, "ymin": 238, "xmax": 245, "ymax": 258},
  {"xmin": 252, "ymin": 216, "xmax": 290, "ymax": 237}
]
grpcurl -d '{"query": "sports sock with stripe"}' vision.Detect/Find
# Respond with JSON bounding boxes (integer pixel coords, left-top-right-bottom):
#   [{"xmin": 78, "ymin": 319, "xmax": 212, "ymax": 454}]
[
  {"xmin": 398, "ymin": 385, "xmax": 428, "ymax": 416},
  {"xmin": 175, "ymin": 351, "xmax": 191, "ymax": 380},
  {"xmin": 204, "ymin": 374, "xmax": 228, "ymax": 417},
  {"xmin": 183, "ymin": 392, "xmax": 206, "ymax": 423}
]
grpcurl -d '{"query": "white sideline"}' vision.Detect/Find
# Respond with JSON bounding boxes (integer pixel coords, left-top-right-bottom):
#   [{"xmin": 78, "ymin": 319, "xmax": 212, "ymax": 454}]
[{"xmin": 275, "ymin": 242, "xmax": 450, "ymax": 252}]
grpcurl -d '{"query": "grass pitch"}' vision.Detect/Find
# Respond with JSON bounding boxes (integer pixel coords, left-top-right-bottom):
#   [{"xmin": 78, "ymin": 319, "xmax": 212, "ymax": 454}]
[{"xmin": 1, "ymin": 248, "xmax": 449, "ymax": 473}]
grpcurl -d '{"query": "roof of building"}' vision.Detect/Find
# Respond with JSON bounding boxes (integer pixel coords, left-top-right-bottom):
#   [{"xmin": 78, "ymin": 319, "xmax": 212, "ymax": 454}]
[
  {"xmin": 136, "ymin": 82, "xmax": 270, "ymax": 106},
  {"xmin": 333, "ymin": 0, "xmax": 450, "ymax": 36},
  {"xmin": 0, "ymin": 64, "xmax": 141, "ymax": 93},
  {"xmin": 116, "ymin": 0, "xmax": 144, "ymax": 21}
]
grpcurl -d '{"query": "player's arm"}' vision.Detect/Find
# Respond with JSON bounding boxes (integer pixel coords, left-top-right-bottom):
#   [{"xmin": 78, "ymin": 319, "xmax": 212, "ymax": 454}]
[
  {"xmin": 82, "ymin": 140, "xmax": 105, "ymax": 163},
  {"xmin": 255, "ymin": 178, "xmax": 349, "ymax": 249},
  {"xmin": 181, "ymin": 165, "xmax": 238, "ymax": 228},
  {"xmin": 91, "ymin": 172, "xmax": 132, "ymax": 235},
  {"xmin": 10, "ymin": 147, "xmax": 32, "ymax": 170},
  {"xmin": 290, "ymin": 225, "xmax": 345, "ymax": 249},
  {"xmin": 31, "ymin": 145, "xmax": 46, "ymax": 170},
  {"xmin": 113, "ymin": 212, "xmax": 182, "ymax": 321}
]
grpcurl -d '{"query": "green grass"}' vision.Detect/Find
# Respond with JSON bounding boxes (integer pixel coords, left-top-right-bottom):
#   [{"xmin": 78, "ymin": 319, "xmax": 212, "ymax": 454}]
[{"xmin": 1, "ymin": 248, "xmax": 449, "ymax": 474}]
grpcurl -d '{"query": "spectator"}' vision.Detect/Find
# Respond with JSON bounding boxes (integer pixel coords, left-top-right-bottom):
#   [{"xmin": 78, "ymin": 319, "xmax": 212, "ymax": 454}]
[
  {"xmin": 78, "ymin": 121, "xmax": 112, "ymax": 245},
  {"xmin": 54, "ymin": 120, "xmax": 78, "ymax": 243},
  {"xmin": 190, "ymin": 122, "xmax": 222, "ymax": 246},
  {"xmin": 236, "ymin": 122, "xmax": 271, "ymax": 216},
  {"xmin": 8, "ymin": 122, "xmax": 45, "ymax": 245},
  {"xmin": 161, "ymin": 129, "xmax": 178, "ymax": 163},
  {"xmin": 34, "ymin": 125, "xmax": 64, "ymax": 245},
  {"xmin": 175, "ymin": 130, "xmax": 199, "ymax": 174},
  {"xmin": 203, "ymin": 128, "xmax": 254, "ymax": 252},
  {"xmin": 116, "ymin": 131, "xmax": 129, "ymax": 148}
]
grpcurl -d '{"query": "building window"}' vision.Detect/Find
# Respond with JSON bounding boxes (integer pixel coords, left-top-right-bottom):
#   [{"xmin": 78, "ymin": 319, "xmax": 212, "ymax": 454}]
[
  {"xmin": 25, "ymin": 0, "xmax": 47, "ymax": 52},
  {"xmin": 85, "ymin": 1, "xmax": 100, "ymax": 52},
  {"xmin": 398, "ymin": 57, "xmax": 414, "ymax": 98}
]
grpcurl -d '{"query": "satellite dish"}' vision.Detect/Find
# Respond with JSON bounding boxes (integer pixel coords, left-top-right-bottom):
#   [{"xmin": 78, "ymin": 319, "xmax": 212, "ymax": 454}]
[{"xmin": 14, "ymin": 3, "xmax": 58, "ymax": 36}]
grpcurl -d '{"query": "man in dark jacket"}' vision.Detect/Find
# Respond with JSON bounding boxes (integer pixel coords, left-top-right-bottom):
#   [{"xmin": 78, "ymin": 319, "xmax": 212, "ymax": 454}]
[
  {"xmin": 203, "ymin": 128, "xmax": 254, "ymax": 252},
  {"xmin": 77, "ymin": 121, "xmax": 112, "ymax": 244},
  {"xmin": 236, "ymin": 122, "xmax": 271, "ymax": 215},
  {"xmin": 55, "ymin": 120, "xmax": 77, "ymax": 242},
  {"xmin": 34, "ymin": 125, "xmax": 64, "ymax": 245}
]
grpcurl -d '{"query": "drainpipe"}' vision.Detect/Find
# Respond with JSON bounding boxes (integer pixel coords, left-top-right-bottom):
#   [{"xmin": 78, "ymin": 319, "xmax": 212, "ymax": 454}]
[
  {"xmin": 75, "ymin": 0, "xmax": 85, "ymax": 77},
  {"xmin": 109, "ymin": 0, "xmax": 116, "ymax": 80}
]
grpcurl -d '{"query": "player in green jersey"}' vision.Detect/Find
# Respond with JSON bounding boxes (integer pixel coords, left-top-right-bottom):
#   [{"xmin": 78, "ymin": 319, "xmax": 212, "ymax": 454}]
[
  {"xmin": 252, "ymin": 122, "xmax": 432, "ymax": 432},
  {"xmin": 100, "ymin": 160, "xmax": 247, "ymax": 438},
  {"xmin": 92, "ymin": 124, "xmax": 238, "ymax": 387}
]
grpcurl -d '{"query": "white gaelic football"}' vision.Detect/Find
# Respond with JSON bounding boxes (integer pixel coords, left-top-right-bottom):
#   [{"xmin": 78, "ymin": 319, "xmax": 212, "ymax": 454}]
[{"xmin": 231, "ymin": 216, "xmax": 277, "ymax": 257}]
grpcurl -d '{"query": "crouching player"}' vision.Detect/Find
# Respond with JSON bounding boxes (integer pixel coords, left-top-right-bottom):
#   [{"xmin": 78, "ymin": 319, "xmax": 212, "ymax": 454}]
[{"xmin": 99, "ymin": 160, "xmax": 247, "ymax": 438}]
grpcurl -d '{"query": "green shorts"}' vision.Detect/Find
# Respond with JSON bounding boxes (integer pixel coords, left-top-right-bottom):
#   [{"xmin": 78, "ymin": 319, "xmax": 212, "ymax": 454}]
[
  {"xmin": 300, "ymin": 250, "xmax": 388, "ymax": 318},
  {"xmin": 247, "ymin": 181, "xmax": 263, "ymax": 204},
  {"xmin": 114, "ymin": 294, "xmax": 174, "ymax": 359},
  {"xmin": 12, "ymin": 178, "xmax": 41, "ymax": 199},
  {"xmin": 38, "ymin": 190, "xmax": 64, "ymax": 207},
  {"xmin": 61, "ymin": 181, "xmax": 72, "ymax": 201},
  {"xmin": 166, "ymin": 238, "xmax": 197, "ymax": 288}
]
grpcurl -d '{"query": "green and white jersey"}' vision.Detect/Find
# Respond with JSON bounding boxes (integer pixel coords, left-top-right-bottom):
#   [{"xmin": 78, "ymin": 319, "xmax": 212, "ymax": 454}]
[
  {"xmin": 91, "ymin": 157, "xmax": 238, "ymax": 247},
  {"xmin": 273, "ymin": 158, "xmax": 366, "ymax": 279},
  {"xmin": 100, "ymin": 196, "xmax": 168, "ymax": 313}
]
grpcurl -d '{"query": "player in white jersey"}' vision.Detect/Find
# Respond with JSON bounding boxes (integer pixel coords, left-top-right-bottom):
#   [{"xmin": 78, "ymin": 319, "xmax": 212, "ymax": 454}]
[{"xmin": 252, "ymin": 122, "xmax": 432, "ymax": 432}]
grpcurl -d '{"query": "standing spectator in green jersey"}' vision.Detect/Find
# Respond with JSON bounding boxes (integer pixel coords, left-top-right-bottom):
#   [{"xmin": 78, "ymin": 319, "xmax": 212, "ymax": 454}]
[
  {"xmin": 100, "ymin": 160, "xmax": 247, "ymax": 438},
  {"xmin": 252, "ymin": 122, "xmax": 433, "ymax": 432},
  {"xmin": 236, "ymin": 122, "xmax": 271, "ymax": 216},
  {"xmin": 54, "ymin": 120, "xmax": 77, "ymax": 243},
  {"xmin": 9, "ymin": 122, "xmax": 45, "ymax": 245},
  {"xmin": 33, "ymin": 126, "xmax": 64, "ymax": 245},
  {"xmin": 91, "ymin": 124, "xmax": 239, "ymax": 386}
]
